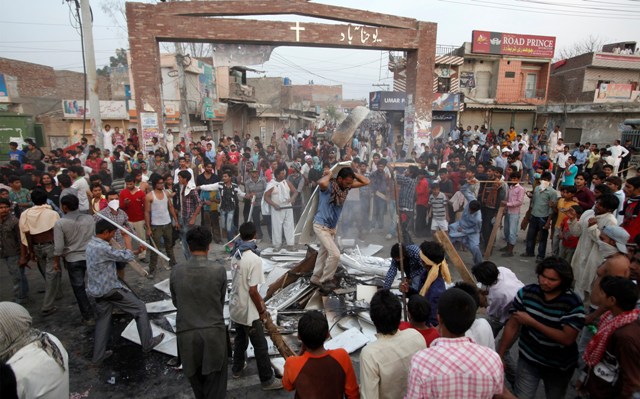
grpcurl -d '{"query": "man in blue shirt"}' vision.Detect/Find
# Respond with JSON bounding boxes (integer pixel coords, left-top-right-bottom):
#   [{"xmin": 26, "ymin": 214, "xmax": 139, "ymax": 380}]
[
  {"xmin": 449, "ymin": 200, "xmax": 483, "ymax": 265},
  {"xmin": 522, "ymin": 146, "xmax": 536, "ymax": 186},
  {"xmin": 310, "ymin": 166, "xmax": 369, "ymax": 293},
  {"xmin": 8, "ymin": 142, "xmax": 25, "ymax": 165},
  {"xmin": 87, "ymin": 219, "xmax": 163, "ymax": 364},
  {"xmin": 573, "ymin": 145, "xmax": 588, "ymax": 172}
]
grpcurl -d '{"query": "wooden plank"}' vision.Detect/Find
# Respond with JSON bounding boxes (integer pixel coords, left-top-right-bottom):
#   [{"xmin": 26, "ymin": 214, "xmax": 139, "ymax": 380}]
[
  {"xmin": 434, "ymin": 230, "xmax": 476, "ymax": 285},
  {"xmin": 483, "ymin": 205, "xmax": 506, "ymax": 259},
  {"xmin": 265, "ymin": 246, "xmax": 318, "ymax": 300}
]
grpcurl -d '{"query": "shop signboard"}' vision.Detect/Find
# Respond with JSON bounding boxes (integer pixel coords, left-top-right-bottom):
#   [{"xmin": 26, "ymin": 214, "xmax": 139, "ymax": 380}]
[
  {"xmin": 369, "ymin": 91, "xmax": 406, "ymax": 111},
  {"xmin": 472, "ymin": 30, "xmax": 555, "ymax": 58}
]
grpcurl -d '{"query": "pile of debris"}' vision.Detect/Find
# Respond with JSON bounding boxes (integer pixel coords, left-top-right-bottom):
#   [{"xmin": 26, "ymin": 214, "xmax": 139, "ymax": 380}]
[{"xmin": 119, "ymin": 242, "xmax": 395, "ymax": 368}]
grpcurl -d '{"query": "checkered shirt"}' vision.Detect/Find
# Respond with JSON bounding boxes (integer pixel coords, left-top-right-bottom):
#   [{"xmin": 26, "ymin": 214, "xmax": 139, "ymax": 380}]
[
  {"xmin": 405, "ymin": 337, "xmax": 504, "ymax": 399},
  {"xmin": 85, "ymin": 237, "xmax": 134, "ymax": 297}
]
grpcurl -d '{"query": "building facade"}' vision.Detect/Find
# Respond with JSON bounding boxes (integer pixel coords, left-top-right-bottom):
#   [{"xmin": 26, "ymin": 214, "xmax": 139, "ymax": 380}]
[
  {"xmin": 540, "ymin": 41, "xmax": 640, "ymax": 145},
  {"xmin": 458, "ymin": 31, "xmax": 554, "ymax": 135}
]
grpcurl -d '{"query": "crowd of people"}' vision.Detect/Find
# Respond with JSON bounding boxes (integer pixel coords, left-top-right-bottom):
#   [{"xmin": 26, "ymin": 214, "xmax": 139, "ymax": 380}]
[{"xmin": 1, "ymin": 122, "xmax": 640, "ymax": 399}]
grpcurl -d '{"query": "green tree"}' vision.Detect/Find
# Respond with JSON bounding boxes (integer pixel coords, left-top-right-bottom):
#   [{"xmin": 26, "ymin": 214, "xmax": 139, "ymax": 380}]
[{"xmin": 97, "ymin": 48, "xmax": 128, "ymax": 76}]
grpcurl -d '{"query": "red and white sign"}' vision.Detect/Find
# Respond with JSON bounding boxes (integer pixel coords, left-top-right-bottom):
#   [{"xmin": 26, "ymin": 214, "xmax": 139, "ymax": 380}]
[{"xmin": 472, "ymin": 31, "xmax": 556, "ymax": 58}]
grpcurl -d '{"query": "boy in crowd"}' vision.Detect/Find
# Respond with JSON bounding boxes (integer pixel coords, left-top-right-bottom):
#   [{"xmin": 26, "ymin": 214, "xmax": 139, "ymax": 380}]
[
  {"xmin": 282, "ymin": 311, "xmax": 359, "ymax": 398},
  {"xmin": 428, "ymin": 183, "xmax": 448, "ymax": 232},
  {"xmin": 398, "ymin": 294, "xmax": 439, "ymax": 347}
]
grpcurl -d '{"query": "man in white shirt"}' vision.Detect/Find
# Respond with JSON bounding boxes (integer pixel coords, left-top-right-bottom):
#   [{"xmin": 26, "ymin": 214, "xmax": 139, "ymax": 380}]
[
  {"xmin": 173, "ymin": 157, "xmax": 196, "ymax": 187},
  {"xmin": 102, "ymin": 124, "xmax": 114, "ymax": 154},
  {"xmin": 360, "ymin": 290, "xmax": 426, "ymax": 399},
  {"xmin": 229, "ymin": 222, "xmax": 283, "ymax": 391},
  {"xmin": 472, "ymin": 261, "xmax": 524, "ymax": 336},
  {"xmin": 67, "ymin": 165, "xmax": 90, "ymax": 212},
  {"xmin": 609, "ymin": 139, "xmax": 630, "ymax": 175}
]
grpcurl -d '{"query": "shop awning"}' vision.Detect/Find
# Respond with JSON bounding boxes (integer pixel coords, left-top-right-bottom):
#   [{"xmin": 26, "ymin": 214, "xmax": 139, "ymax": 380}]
[{"xmin": 464, "ymin": 102, "xmax": 537, "ymax": 111}]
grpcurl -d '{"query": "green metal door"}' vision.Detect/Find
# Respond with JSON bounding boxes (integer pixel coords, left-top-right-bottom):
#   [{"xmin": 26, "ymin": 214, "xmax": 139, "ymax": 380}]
[{"xmin": 0, "ymin": 114, "xmax": 35, "ymax": 162}]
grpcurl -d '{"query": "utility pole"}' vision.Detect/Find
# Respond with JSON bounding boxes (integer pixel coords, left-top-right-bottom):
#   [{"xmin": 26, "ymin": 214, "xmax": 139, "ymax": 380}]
[
  {"xmin": 175, "ymin": 42, "xmax": 191, "ymax": 143},
  {"xmin": 79, "ymin": 0, "xmax": 103, "ymax": 148}
]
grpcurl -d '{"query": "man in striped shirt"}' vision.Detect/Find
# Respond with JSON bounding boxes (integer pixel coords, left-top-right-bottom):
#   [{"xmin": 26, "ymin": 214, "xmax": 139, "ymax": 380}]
[
  {"xmin": 406, "ymin": 288, "xmax": 505, "ymax": 399},
  {"xmin": 497, "ymin": 256, "xmax": 585, "ymax": 399}
]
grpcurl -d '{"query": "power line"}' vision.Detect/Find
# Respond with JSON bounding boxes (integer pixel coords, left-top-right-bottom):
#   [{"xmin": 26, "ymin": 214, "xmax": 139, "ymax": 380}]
[
  {"xmin": 437, "ymin": 0, "xmax": 640, "ymax": 18},
  {"xmin": 0, "ymin": 20, "xmax": 114, "ymax": 27}
]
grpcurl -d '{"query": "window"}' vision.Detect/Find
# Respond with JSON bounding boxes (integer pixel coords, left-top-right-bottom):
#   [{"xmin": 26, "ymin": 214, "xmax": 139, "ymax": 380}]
[
  {"xmin": 525, "ymin": 73, "xmax": 537, "ymax": 99},
  {"xmin": 505, "ymin": 71, "xmax": 516, "ymax": 78},
  {"xmin": 437, "ymin": 77, "xmax": 451, "ymax": 93}
]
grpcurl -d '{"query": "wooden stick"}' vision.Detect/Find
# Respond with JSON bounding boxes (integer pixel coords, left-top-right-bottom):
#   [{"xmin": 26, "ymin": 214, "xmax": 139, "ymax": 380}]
[
  {"xmin": 483, "ymin": 205, "xmax": 506, "ymax": 259},
  {"xmin": 262, "ymin": 312, "xmax": 296, "ymax": 359},
  {"xmin": 392, "ymin": 174, "xmax": 409, "ymax": 322},
  {"xmin": 95, "ymin": 212, "xmax": 170, "ymax": 262},
  {"xmin": 618, "ymin": 165, "xmax": 636, "ymax": 174},
  {"xmin": 111, "ymin": 240, "xmax": 149, "ymax": 277},
  {"xmin": 433, "ymin": 230, "xmax": 476, "ymax": 285}
]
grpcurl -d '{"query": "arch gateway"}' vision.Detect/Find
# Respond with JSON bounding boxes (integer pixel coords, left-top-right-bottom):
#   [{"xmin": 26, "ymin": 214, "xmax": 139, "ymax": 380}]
[{"xmin": 126, "ymin": 0, "xmax": 436, "ymax": 147}]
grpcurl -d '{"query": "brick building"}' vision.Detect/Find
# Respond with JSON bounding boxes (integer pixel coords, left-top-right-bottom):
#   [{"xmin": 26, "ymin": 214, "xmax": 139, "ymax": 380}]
[
  {"xmin": 458, "ymin": 31, "xmax": 554, "ymax": 135},
  {"xmin": 539, "ymin": 41, "xmax": 640, "ymax": 144},
  {"xmin": 0, "ymin": 57, "xmax": 112, "ymax": 152}
]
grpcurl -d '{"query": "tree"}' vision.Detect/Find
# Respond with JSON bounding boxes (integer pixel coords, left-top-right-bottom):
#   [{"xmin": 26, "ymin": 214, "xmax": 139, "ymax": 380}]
[
  {"xmin": 555, "ymin": 35, "xmax": 607, "ymax": 61},
  {"xmin": 97, "ymin": 48, "xmax": 128, "ymax": 76}
]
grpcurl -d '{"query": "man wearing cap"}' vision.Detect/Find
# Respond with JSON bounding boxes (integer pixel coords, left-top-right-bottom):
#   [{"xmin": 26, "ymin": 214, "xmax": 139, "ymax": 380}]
[
  {"xmin": 495, "ymin": 148, "xmax": 510, "ymax": 173},
  {"xmin": 576, "ymin": 225, "xmax": 631, "ymax": 369}
]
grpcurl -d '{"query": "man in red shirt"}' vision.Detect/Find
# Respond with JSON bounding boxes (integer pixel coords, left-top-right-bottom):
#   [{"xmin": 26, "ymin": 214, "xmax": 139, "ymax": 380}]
[
  {"xmin": 415, "ymin": 170, "xmax": 430, "ymax": 236},
  {"xmin": 622, "ymin": 176, "xmax": 640, "ymax": 243},
  {"xmin": 227, "ymin": 144, "xmax": 241, "ymax": 165},
  {"xmin": 120, "ymin": 175, "xmax": 147, "ymax": 260}
]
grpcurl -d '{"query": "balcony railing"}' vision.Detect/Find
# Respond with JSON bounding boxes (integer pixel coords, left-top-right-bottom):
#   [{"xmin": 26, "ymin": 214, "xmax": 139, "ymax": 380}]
[
  {"xmin": 436, "ymin": 45, "xmax": 460, "ymax": 56},
  {"xmin": 524, "ymin": 88, "xmax": 546, "ymax": 100}
]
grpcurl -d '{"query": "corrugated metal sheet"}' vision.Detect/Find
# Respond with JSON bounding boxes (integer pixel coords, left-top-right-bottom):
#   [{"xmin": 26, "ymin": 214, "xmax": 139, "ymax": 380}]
[{"xmin": 465, "ymin": 103, "xmax": 537, "ymax": 111}]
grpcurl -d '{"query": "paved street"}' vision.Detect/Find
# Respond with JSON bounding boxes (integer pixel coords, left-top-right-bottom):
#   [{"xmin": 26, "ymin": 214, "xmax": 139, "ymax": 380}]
[{"xmin": 1, "ymin": 194, "xmax": 549, "ymax": 398}]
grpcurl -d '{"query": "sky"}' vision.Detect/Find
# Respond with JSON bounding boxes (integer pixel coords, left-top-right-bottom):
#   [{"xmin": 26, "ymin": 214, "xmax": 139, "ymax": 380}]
[{"xmin": 1, "ymin": 0, "xmax": 639, "ymax": 99}]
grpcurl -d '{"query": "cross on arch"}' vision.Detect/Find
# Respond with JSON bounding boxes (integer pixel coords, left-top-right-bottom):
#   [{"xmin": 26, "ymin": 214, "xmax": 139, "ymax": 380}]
[{"xmin": 290, "ymin": 21, "xmax": 305, "ymax": 42}]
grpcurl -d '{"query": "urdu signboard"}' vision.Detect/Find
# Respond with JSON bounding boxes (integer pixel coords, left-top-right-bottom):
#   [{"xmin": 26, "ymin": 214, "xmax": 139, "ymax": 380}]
[{"xmin": 472, "ymin": 31, "xmax": 556, "ymax": 59}]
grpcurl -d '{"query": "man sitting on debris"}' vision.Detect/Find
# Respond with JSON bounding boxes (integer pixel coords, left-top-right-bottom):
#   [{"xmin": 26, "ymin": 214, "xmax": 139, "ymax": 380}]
[
  {"xmin": 448, "ymin": 200, "xmax": 483, "ymax": 266},
  {"xmin": 360, "ymin": 290, "xmax": 426, "ymax": 399},
  {"xmin": 383, "ymin": 243, "xmax": 427, "ymax": 293},
  {"xmin": 170, "ymin": 226, "xmax": 228, "ymax": 399},
  {"xmin": 310, "ymin": 167, "xmax": 369, "ymax": 294},
  {"xmin": 282, "ymin": 310, "xmax": 359, "ymax": 398},
  {"xmin": 229, "ymin": 222, "xmax": 282, "ymax": 391}
]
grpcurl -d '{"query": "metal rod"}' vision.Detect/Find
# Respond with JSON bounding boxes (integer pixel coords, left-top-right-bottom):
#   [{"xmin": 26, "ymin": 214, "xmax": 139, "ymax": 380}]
[{"xmin": 95, "ymin": 212, "xmax": 170, "ymax": 262}]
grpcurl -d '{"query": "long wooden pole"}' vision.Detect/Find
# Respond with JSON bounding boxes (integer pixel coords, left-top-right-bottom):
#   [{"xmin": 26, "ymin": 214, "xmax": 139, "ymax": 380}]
[{"xmin": 392, "ymin": 173, "xmax": 409, "ymax": 322}]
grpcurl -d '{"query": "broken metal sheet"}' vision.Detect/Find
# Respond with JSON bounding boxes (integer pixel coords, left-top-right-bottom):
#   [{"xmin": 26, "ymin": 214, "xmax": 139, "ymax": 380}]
[
  {"xmin": 357, "ymin": 314, "xmax": 378, "ymax": 343},
  {"xmin": 325, "ymin": 327, "xmax": 370, "ymax": 354},
  {"xmin": 271, "ymin": 256, "xmax": 306, "ymax": 262},
  {"xmin": 153, "ymin": 279, "xmax": 171, "ymax": 296},
  {"xmin": 304, "ymin": 290, "xmax": 324, "ymax": 310},
  {"xmin": 356, "ymin": 285, "xmax": 378, "ymax": 303},
  {"xmin": 121, "ymin": 320, "xmax": 177, "ymax": 357},
  {"xmin": 247, "ymin": 336, "xmax": 280, "ymax": 358},
  {"xmin": 145, "ymin": 299, "xmax": 177, "ymax": 313},
  {"xmin": 356, "ymin": 244, "xmax": 384, "ymax": 257},
  {"xmin": 261, "ymin": 248, "xmax": 307, "ymax": 257},
  {"xmin": 265, "ymin": 278, "xmax": 315, "ymax": 311},
  {"xmin": 337, "ymin": 316, "xmax": 361, "ymax": 331},
  {"xmin": 340, "ymin": 254, "xmax": 389, "ymax": 277},
  {"xmin": 271, "ymin": 357, "xmax": 286, "ymax": 377},
  {"xmin": 165, "ymin": 312, "xmax": 177, "ymax": 332}
]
